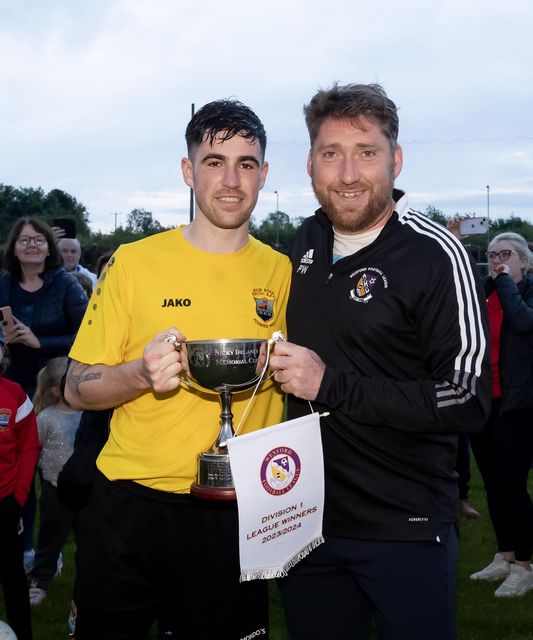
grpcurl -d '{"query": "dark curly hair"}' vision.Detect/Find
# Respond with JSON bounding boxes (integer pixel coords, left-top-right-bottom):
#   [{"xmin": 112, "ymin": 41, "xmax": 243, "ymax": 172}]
[
  {"xmin": 185, "ymin": 99, "xmax": 267, "ymax": 160},
  {"xmin": 4, "ymin": 217, "xmax": 62, "ymax": 282},
  {"xmin": 304, "ymin": 83, "xmax": 399, "ymax": 150}
]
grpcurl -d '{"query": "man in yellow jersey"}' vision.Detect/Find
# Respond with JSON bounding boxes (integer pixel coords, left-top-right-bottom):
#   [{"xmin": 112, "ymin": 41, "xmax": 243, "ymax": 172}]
[{"xmin": 64, "ymin": 100, "xmax": 291, "ymax": 640}]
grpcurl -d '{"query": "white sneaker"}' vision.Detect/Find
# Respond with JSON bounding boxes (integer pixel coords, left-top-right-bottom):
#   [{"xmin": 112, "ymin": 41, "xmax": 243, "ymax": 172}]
[
  {"xmin": 67, "ymin": 598, "xmax": 77, "ymax": 636},
  {"xmin": 29, "ymin": 585, "xmax": 47, "ymax": 605},
  {"xmin": 0, "ymin": 621, "xmax": 18, "ymax": 639},
  {"xmin": 470, "ymin": 553, "xmax": 511, "ymax": 581},
  {"xmin": 56, "ymin": 551, "xmax": 63, "ymax": 576},
  {"xmin": 494, "ymin": 564, "xmax": 533, "ymax": 597},
  {"xmin": 23, "ymin": 548, "xmax": 35, "ymax": 574}
]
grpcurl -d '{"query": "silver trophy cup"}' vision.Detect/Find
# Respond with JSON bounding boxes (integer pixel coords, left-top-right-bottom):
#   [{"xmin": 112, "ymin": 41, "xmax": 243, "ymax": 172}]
[{"xmin": 179, "ymin": 334, "xmax": 283, "ymax": 500}]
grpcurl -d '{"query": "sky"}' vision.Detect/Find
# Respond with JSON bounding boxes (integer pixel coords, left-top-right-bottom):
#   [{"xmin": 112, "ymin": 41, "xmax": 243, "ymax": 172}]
[{"xmin": 1, "ymin": 0, "xmax": 533, "ymax": 233}]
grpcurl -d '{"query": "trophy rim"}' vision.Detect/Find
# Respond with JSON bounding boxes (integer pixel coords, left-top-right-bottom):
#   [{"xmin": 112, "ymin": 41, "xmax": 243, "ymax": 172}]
[{"xmin": 185, "ymin": 338, "xmax": 266, "ymax": 346}]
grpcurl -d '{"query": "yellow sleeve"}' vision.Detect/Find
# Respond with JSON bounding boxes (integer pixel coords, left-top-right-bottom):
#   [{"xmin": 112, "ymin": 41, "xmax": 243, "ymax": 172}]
[{"xmin": 69, "ymin": 248, "xmax": 131, "ymax": 366}]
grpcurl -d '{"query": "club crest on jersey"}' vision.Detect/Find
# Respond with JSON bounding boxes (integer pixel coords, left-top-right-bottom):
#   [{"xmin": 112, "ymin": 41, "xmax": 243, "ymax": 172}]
[
  {"xmin": 253, "ymin": 289, "xmax": 275, "ymax": 323},
  {"xmin": 0, "ymin": 408, "xmax": 12, "ymax": 430},
  {"xmin": 349, "ymin": 267, "xmax": 388, "ymax": 303}
]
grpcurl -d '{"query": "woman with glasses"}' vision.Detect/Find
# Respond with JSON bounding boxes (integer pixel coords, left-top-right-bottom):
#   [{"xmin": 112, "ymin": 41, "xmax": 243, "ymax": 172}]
[
  {"xmin": 0, "ymin": 217, "xmax": 88, "ymax": 395},
  {"xmin": 0, "ymin": 216, "xmax": 88, "ymax": 575},
  {"xmin": 469, "ymin": 232, "xmax": 533, "ymax": 597}
]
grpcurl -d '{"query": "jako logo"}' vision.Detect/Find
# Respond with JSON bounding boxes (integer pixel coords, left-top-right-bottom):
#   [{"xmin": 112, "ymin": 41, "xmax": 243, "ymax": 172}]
[{"xmin": 161, "ymin": 298, "xmax": 191, "ymax": 307}]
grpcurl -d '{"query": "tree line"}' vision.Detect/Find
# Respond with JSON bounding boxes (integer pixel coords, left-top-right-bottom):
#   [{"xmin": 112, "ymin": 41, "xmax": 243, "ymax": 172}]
[{"xmin": 1, "ymin": 184, "xmax": 532, "ymax": 270}]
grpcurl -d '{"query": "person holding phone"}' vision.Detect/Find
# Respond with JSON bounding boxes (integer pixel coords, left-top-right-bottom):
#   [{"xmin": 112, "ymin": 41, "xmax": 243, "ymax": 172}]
[
  {"xmin": 0, "ymin": 217, "xmax": 88, "ymax": 396},
  {"xmin": 0, "ymin": 217, "xmax": 88, "ymax": 563},
  {"xmin": 468, "ymin": 233, "xmax": 533, "ymax": 597},
  {"xmin": 52, "ymin": 218, "xmax": 77, "ymax": 240},
  {"xmin": 0, "ymin": 307, "xmax": 16, "ymax": 335},
  {"xmin": 458, "ymin": 217, "xmax": 488, "ymax": 236}
]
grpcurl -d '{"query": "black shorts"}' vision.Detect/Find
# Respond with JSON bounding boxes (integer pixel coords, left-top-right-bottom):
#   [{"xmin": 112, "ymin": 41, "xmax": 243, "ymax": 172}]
[{"xmin": 75, "ymin": 471, "xmax": 268, "ymax": 640}]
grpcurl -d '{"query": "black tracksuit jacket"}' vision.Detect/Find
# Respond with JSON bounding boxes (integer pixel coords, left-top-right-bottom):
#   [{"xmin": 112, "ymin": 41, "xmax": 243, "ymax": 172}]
[{"xmin": 286, "ymin": 192, "xmax": 492, "ymax": 542}]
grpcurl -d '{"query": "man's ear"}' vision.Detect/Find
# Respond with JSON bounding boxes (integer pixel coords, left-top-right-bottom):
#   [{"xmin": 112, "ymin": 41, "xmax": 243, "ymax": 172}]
[
  {"xmin": 181, "ymin": 157, "xmax": 193, "ymax": 188},
  {"xmin": 306, "ymin": 151, "xmax": 313, "ymax": 178},
  {"xmin": 393, "ymin": 144, "xmax": 403, "ymax": 179},
  {"xmin": 258, "ymin": 161, "xmax": 269, "ymax": 190}
]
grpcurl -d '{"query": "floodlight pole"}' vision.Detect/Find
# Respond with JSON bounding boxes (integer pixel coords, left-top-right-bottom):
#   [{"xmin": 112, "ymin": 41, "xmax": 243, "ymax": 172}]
[
  {"xmin": 189, "ymin": 103, "xmax": 195, "ymax": 222},
  {"xmin": 274, "ymin": 190, "xmax": 280, "ymax": 248}
]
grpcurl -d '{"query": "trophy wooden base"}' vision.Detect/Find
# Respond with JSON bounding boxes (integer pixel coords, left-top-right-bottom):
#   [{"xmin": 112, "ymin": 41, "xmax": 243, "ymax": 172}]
[
  {"xmin": 191, "ymin": 451, "xmax": 236, "ymax": 501},
  {"xmin": 190, "ymin": 483, "xmax": 236, "ymax": 501}
]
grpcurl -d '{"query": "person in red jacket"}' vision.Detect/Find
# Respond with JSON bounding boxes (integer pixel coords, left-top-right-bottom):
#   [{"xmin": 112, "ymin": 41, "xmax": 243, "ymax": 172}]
[{"xmin": 0, "ymin": 336, "xmax": 40, "ymax": 640}]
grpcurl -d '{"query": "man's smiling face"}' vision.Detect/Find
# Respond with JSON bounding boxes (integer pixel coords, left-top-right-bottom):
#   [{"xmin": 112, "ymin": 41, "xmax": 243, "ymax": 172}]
[
  {"xmin": 308, "ymin": 116, "xmax": 402, "ymax": 233},
  {"xmin": 181, "ymin": 130, "xmax": 268, "ymax": 232}
]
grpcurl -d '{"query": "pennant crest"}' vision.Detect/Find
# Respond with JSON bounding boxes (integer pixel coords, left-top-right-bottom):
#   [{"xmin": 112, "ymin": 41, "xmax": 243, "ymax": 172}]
[{"xmin": 261, "ymin": 447, "xmax": 301, "ymax": 496}]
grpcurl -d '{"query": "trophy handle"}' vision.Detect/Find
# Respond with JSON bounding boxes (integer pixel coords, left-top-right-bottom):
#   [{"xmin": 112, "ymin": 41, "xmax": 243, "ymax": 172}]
[
  {"xmin": 230, "ymin": 331, "xmax": 286, "ymax": 439},
  {"xmin": 165, "ymin": 338, "xmax": 217, "ymax": 394},
  {"xmin": 240, "ymin": 330, "xmax": 286, "ymax": 390}
]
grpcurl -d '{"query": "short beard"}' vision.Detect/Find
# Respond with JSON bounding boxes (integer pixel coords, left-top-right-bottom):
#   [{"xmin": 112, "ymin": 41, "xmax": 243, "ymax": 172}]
[{"xmin": 311, "ymin": 171, "xmax": 395, "ymax": 234}]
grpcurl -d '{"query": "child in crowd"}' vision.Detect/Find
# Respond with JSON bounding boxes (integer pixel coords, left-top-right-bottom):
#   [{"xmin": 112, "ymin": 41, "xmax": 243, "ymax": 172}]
[
  {"xmin": 27, "ymin": 357, "xmax": 82, "ymax": 605},
  {"xmin": 72, "ymin": 272, "xmax": 93, "ymax": 299},
  {"xmin": 57, "ymin": 408, "xmax": 112, "ymax": 638},
  {"xmin": 0, "ymin": 336, "xmax": 40, "ymax": 640}
]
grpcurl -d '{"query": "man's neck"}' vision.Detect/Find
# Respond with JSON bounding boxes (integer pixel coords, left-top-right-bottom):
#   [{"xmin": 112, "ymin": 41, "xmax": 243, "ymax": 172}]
[{"xmin": 182, "ymin": 218, "xmax": 249, "ymax": 254}]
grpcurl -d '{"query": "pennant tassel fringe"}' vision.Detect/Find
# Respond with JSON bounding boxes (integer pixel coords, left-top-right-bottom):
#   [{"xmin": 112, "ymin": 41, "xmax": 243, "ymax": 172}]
[{"xmin": 239, "ymin": 535, "xmax": 325, "ymax": 582}]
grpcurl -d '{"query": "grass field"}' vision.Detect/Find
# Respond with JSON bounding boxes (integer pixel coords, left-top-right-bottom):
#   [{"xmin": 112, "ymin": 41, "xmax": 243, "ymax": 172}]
[{"xmin": 1, "ymin": 463, "xmax": 532, "ymax": 639}]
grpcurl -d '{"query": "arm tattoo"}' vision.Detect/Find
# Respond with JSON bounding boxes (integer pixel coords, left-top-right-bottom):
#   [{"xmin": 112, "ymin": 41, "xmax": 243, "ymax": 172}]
[{"xmin": 70, "ymin": 371, "xmax": 103, "ymax": 396}]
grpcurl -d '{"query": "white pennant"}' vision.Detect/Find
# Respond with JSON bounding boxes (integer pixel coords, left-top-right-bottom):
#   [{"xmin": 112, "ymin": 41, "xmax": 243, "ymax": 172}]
[{"xmin": 227, "ymin": 412, "xmax": 324, "ymax": 581}]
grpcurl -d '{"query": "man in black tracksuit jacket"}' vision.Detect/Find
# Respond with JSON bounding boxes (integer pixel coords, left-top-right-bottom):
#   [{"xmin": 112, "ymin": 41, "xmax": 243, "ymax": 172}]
[{"xmin": 270, "ymin": 84, "xmax": 491, "ymax": 640}]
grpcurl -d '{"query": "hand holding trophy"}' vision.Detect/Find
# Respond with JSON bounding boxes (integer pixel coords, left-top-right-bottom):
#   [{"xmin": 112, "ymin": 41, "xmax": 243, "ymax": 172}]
[{"xmin": 167, "ymin": 331, "xmax": 286, "ymax": 500}]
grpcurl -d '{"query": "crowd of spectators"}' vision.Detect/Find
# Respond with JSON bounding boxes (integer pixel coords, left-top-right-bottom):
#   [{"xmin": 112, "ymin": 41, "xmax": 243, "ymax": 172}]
[{"xmin": 0, "ymin": 217, "xmax": 109, "ymax": 639}]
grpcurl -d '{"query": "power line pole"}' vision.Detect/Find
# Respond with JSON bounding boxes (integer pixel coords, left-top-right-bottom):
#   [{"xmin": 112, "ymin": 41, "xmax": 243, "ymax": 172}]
[
  {"xmin": 486, "ymin": 185, "xmax": 490, "ymax": 239},
  {"xmin": 110, "ymin": 212, "xmax": 122, "ymax": 231}
]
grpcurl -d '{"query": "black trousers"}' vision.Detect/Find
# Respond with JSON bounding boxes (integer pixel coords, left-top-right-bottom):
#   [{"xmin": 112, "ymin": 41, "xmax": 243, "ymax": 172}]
[
  {"xmin": 278, "ymin": 524, "xmax": 458, "ymax": 640},
  {"xmin": 21, "ymin": 475, "xmax": 37, "ymax": 552},
  {"xmin": 456, "ymin": 433, "xmax": 472, "ymax": 501},
  {"xmin": 75, "ymin": 472, "xmax": 268, "ymax": 640},
  {"xmin": 0, "ymin": 494, "xmax": 33, "ymax": 640},
  {"xmin": 30, "ymin": 479, "xmax": 87, "ymax": 590},
  {"xmin": 470, "ymin": 401, "xmax": 533, "ymax": 561}
]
